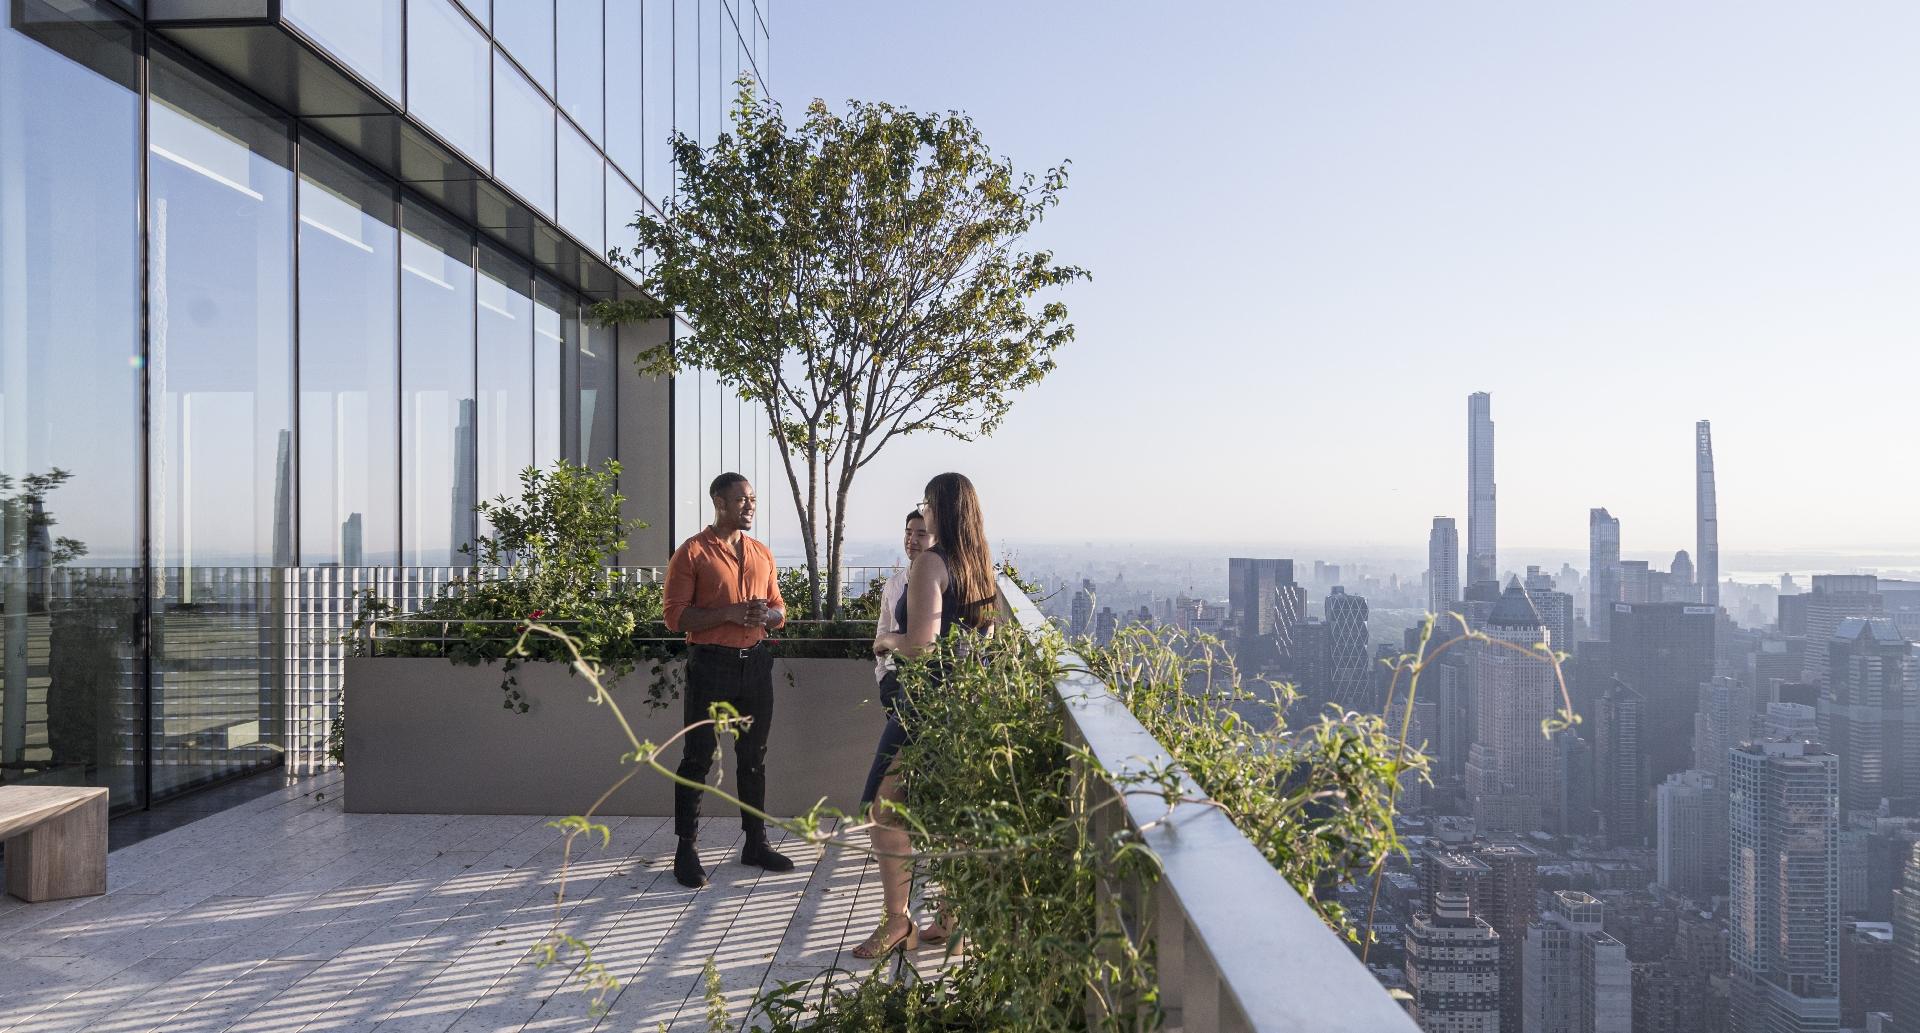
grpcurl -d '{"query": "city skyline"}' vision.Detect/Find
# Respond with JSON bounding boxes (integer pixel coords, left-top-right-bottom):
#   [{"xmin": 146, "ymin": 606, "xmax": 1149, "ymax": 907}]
[{"xmin": 779, "ymin": 3, "xmax": 1920, "ymax": 553}]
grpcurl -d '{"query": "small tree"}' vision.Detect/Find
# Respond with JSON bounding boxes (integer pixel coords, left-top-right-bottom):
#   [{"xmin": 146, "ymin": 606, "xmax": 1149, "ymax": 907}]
[{"xmin": 596, "ymin": 81, "xmax": 1086, "ymax": 617}]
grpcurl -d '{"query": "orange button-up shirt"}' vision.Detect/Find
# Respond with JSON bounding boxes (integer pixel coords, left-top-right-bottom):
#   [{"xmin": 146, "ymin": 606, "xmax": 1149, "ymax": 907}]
[{"xmin": 663, "ymin": 527, "xmax": 788, "ymax": 647}]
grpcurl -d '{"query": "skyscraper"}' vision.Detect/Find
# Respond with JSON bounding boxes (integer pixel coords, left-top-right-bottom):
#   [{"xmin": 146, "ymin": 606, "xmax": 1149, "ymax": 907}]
[
  {"xmin": 340, "ymin": 513, "xmax": 364, "ymax": 568},
  {"xmin": 1820, "ymin": 617, "xmax": 1919, "ymax": 814},
  {"xmin": 1475, "ymin": 842, "xmax": 1539, "ymax": 1033},
  {"xmin": 1406, "ymin": 891, "xmax": 1502, "ymax": 1033},
  {"xmin": 1657, "ymin": 768, "xmax": 1726, "ymax": 901},
  {"xmin": 1525, "ymin": 566, "xmax": 1576, "ymax": 656},
  {"xmin": 1468, "ymin": 392, "xmax": 1497, "ymax": 585},
  {"xmin": 1467, "ymin": 580, "xmax": 1562, "ymax": 833},
  {"xmin": 1430, "ymin": 516, "xmax": 1461, "ymax": 616},
  {"xmin": 451, "ymin": 397, "xmax": 478, "ymax": 564},
  {"xmin": 1594, "ymin": 680, "xmax": 1647, "ymax": 847},
  {"xmin": 1697, "ymin": 420, "xmax": 1720, "ymax": 608},
  {"xmin": 1589, "ymin": 509, "xmax": 1621, "ymax": 641},
  {"xmin": 1608, "ymin": 600, "xmax": 1717, "ymax": 791},
  {"xmin": 1728, "ymin": 740, "xmax": 1840, "ymax": 1033},
  {"xmin": 1227, "ymin": 557, "xmax": 1294, "ymax": 642},
  {"xmin": 1892, "ymin": 839, "xmax": 1919, "ymax": 1033},
  {"xmin": 1671, "ymin": 549, "xmax": 1695, "ymax": 598},
  {"xmin": 1803, "ymin": 575, "xmax": 1884, "ymax": 687},
  {"xmin": 1326, "ymin": 587, "xmax": 1372, "ymax": 708},
  {"xmin": 1522, "ymin": 891, "xmax": 1632, "ymax": 1033},
  {"xmin": 1070, "ymin": 579, "xmax": 1095, "ymax": 639}
]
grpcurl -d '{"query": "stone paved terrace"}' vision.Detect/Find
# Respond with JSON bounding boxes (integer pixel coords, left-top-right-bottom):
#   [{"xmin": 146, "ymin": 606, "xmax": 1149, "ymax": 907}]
[{"xmin": 0, "ymin": 772, "xmax": 949, "ymax": 1032}]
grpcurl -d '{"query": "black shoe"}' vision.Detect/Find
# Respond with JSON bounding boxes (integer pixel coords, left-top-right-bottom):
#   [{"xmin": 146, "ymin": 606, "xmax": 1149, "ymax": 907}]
[
  {"xmin": 741, "ymin": 837, "xmax": 795, "ymax": 873},
  {"xmin": 674, "ymin": 837, "xmax": 708, "ymax": 888}
]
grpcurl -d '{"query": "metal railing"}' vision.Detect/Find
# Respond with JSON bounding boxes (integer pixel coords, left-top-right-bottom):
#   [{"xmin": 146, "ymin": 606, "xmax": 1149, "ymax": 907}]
[{"xmin": 1000, "ymin": 577, "xmax": 1419, "ymax": 1033}]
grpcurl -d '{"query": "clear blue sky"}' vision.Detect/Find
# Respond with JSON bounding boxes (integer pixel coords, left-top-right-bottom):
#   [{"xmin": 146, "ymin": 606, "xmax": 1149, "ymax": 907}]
[{"xmin": 773, "ymin": 3, "xmax": 1920, "ymax": 557}]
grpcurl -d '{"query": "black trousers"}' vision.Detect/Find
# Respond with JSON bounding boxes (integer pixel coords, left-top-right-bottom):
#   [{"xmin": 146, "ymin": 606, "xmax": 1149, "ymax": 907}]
[{"xmin": 674, "ymin": 643, "xmax": 775, "ymax": 839}]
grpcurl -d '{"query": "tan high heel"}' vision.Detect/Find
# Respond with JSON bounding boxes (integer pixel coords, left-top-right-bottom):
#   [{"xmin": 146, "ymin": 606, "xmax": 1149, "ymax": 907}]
[{"xmin": 850, "ymin": 915, "xmax": 919, "ymax": 959}]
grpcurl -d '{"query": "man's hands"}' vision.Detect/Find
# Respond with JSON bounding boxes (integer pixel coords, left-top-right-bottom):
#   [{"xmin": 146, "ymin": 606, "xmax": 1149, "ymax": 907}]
[{"xmin": 725, "ymin": 598, "xmax": 782, "ymax": 628}]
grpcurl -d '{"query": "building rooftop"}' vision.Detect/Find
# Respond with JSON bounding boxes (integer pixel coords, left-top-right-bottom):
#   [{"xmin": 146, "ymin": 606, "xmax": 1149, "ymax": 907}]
[{"xmin": 1, "ymin": 771, "xmax": 943, "ymax": 1031}]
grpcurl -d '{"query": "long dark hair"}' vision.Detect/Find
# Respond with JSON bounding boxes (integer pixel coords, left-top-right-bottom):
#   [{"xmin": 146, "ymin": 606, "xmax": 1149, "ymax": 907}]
[{"xmin": 924, "ymin": 472, "xmax": 995, "ymax": 630}]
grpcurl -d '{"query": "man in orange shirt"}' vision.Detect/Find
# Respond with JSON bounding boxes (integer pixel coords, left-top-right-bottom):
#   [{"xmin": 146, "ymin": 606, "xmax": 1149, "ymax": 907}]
[{"xmin": 662, "ymin": 472, "xmax": 793, "ymax": 888}]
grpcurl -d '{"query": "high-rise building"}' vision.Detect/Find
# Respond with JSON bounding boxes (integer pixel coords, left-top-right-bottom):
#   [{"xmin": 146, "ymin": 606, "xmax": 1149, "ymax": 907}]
[
  {"xmin": 1765, "ymin": 702, "xmax": 1820, "ymax": 743},
  {"xmin": 1695, "ymin": 675, "xmax": 1757, "ymax": 781},
  {"xmin": 1431, "ymin": 517, "xmax": 1461, "ymax": 616},
  {"xmin": 1070, "ymin": 579, "xmax": 1096, "ymax": 638},
  {"xmin": 1589, "ymin": 509, "xmax": 1622, "ymax": 641},
  {"xmin": 1728, "ymin": 740, "xmax": 1840, "ymax": 1033},
  {"xmin": 1608, "ymin": 600, "xmax": 1716, "ymax": 792},
  {"xmin": 1522, "ymin": 891, "xmax": 1631, "ymax": 1033},
  {"xmin": 1227, "ymin": 558, "xmax": 1302, "ymax": 669},
  {"xmin": 1840, "ymin": 922, "xmax": 1895, "ymax": 1031},
  {"xmin": 1697, "ymin": 420, "xmax": 1719, "ymax": 608},
  {"xmin": 1618, "ymin": 561, "xmax": 1652, "ymax": 606},
  {"xmin": 1468, "ymin": 392, "xmax": 1497, "ymax": 585},
  {"xmin": 1656, "ymin": 769, "xmax": 1726, "ymax": 901},
  {"xmin": 1819, "ymin": 617, "xmax": 1919, "ymax": 815},
  {"xmin": 1, "ymin": 0, "xmax": 739, "ymax": 810},
  {"xmin": 1094, "ymin": 607, "xmax": 1119, "ymax": 646},
  {"xmin": 1466, "ymin": 580, "xmax": 1562, "ymax": 834},
  {"xmin": 1670, "ymin": 550, "xmax": 1695, "ymax": 601},
  {"xmin": 1326, "ymin": 587, "xmax": 1373, "ymax": 708},
  {"xmin": 1475, "ymin": 842, "xmax": 1538, "ymax": 1033},
  {"xmin": 1804, "ymin": 575, "xmax": 1884, "ymax": 687},
  {"xmin": 1525, "ymin": 566, "xmax": 1576, "ymax": 657},
  {"xmin": 1893, "ymin": 839, "xmax": 1920, "ymax": 1033},
  {"xmin": 1406, "ymin": 891, "xmax": 1502, "ymax": 1033},
  {"xmin": 1594, "ymin": 680, "xmax": 1647, "ymax": 847}
]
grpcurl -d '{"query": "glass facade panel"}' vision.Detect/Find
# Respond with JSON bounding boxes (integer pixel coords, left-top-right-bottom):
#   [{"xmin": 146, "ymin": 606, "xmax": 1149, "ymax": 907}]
[
  {"xmin": 284, "ymin": 0, "xmax": 402, "ymax": 101},
  {"xmin": 556, "ymin": 0, "xmax": 605, "ymax": 145},
  {"xmin": 455, "ymin": 0, "xmax": 489, "ymax": 30},
  {"xmin": 673, "ymin": 0, "xmax": 697, "ymax": 158},
  {"xmin": 494, "ymin": 0, "xmax": 555, "ymax": 93},
  {"xmin": 493, "ymin": 51, "xmax": 555, "ymax": 217},
  {"xmin": 476, "ymin": 247, "xmax": 533, "ymax": 530},
  {"xmin": 604, "ymin": 0, "xmax": 642, "ymax": 178},
  {"xmin": 0, "ymin": 16, "xmax": 144, "ymax": 809},
  {"xmin": 147, "ymin": 53, "xmax": 294, "ymax": 798},
  {"xmin": 298, "ymin": 145, "xmax": 399, "ymax": 567},
  {"xmin": 533, "ymin": 282, "xmax": 565, "ymax": 470},
  {"xmin": 557, "ymin": 121, "xmax": 604, "ymax": 253},
  {"xmin": 406, "ymin": 0, "xmax": 491, "ymax": 167},
  {"xmin": 400, "ymin": 203, "xmax": 476, "ymax": 566},
  {"xmin": 606, "ymin": 168, "xmax": 642, "ymax": 268},
  {"xmin": 581, "ymin": 321, "xmax": 617, "ymax": 469},
  {"xmin": 643, "ymin": 0, "xmax": 673, "ymax": 199},
  {"xmin": 701, "ymin": 0, "xmax": 719, "ymax": 147}
]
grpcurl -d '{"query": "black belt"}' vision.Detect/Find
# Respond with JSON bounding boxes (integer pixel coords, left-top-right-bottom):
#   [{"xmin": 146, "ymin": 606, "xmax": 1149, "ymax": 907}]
[{"xmin": 690, "ymin": 641, "xmax": 769, "ymax": 661}]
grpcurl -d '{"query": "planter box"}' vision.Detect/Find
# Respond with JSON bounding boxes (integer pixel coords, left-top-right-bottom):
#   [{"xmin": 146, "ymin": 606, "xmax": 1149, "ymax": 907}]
[{"xmin": 343, "ymin": 657, "xmax": 886, "ymax": 818}]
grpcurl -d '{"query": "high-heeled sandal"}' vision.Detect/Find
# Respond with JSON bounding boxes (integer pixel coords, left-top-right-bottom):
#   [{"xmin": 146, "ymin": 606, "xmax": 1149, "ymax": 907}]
[
  {"xmin": 918, "ymin": 902, "xmax": 958, "ymax": 945},
  {"xmin": 850, "ymin": 916, "xmax": 919, "ymax": 959}
]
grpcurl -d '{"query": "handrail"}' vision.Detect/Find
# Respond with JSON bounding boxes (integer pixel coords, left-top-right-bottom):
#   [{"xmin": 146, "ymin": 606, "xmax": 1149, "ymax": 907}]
[{"xmin": 999, "ymin": 577, "xmax": 1418, "ymax": 1033}]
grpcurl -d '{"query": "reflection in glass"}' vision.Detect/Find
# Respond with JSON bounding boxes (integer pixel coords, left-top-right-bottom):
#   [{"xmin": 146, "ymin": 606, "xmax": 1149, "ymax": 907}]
[
  {"xmin": 147, "ymin": 53, "xmax": 294, "ymax": 798},
  {"xmin": 557, "ymin": 0, "xmax": 605, "ymax": 144},
  {"xmin": 401, "ymin": 203, "xmax": 477, "ymax": 566},
  {"xmin": 494, "ymin": 0, "xmax": 555, "ymax": 93},
  {"xmin": 284, "ymin": 0, "xmax": 403, "ymax": 101},
  {"xmin": 493, "ymin": 51, "xmax": 555, "ymax": 217},
  {"xmin": 581, "ymin": 320, "xmax": 618, "ymax": 469},
  {"xmin": 0, "ymin": 19, "xmax": 144, "ymax": 809},
  {"xmin": 673, "ymin": 322, "xmax": 702, "ymax": 541},
  {"xmin": 674, "ymin": 0, "xmax": 697, "ymax": 152},
  {"xmin": 406, "ymin": 0, "xmax": 491, "ymax": 167},
  {"xmin": 644, "ymin": 0, "xmax": 674, "ymax": 199},
  {"xmin": 477, "ymin": 248, "xmax": 533, "ymax": 530},
  {"xmin": 455, "ymin": 0, "xmax": 489, "ymax": 29},
  {"xmin": 700, "ymin": 0, "xmax": 719, "ymax": 148},
  {"xmin": 605, "ymin": 0, "xmax": 642, "ymax": 177},
  {"xmin": 533, "ymin": 282, "xmax": 566, "ymax": 470},
  {"xmin": 557, "ymin": 121, "xmax": 604, "ymax": 253},
  {"xmin": 298, "ymin": 146, "xmax": 398, "ymax": 567}
]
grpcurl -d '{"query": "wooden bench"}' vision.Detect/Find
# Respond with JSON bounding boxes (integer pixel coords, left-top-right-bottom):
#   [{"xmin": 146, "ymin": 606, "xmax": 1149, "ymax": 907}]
[{"xmin": 0, "ymin": 786, "xmax": 108, "ymax": 902}]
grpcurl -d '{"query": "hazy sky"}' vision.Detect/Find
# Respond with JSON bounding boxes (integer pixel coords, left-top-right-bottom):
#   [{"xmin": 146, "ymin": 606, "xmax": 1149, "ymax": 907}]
[{"xmin": 772, "ymin": 3, "xmax": 1920, "ymax": 557}]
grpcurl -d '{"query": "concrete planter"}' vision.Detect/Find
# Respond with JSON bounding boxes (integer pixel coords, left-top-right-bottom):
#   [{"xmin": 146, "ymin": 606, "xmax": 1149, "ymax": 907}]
[{"xmin": 343, "ymin": 657, "xmax": 885, "ymax": 818}]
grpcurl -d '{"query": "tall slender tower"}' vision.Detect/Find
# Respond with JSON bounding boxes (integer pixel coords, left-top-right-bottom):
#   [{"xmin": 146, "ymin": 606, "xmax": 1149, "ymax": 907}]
[
  {"xmin": 1468, "ymin": 392, "xmax": 1497, "ymax": 585},
  {"xmin": 1590, "ymin": 508, "xmax": 1621, "ymax": 640},
  {"xmin": 1696, "ymin": 420, "xmax": 1719, "ymax": 607},
  {"xmin": 1429, "ymin": 517, "xmax": 1460, "ymax": 615},
  {"xmin": 1728, "ymin": 740, "xmax": 1840, "ymax": 1033}
]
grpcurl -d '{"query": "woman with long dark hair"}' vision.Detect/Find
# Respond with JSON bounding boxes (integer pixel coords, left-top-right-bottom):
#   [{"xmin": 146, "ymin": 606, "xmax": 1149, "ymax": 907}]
[{"xmin": 852, "ymin": 471, "xmax": 998, "ymax": 958}]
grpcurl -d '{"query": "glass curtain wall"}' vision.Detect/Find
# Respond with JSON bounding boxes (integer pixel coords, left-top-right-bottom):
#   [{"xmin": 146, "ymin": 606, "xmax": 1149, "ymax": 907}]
[
  {"xmin": 146, "ymin": 51, "xmax": 295, "ymax": 797},
  {"xmin": 400, "ymin": 204, "xmax": 477, "ymax": 568},
  {"xmin": 476, "ymin": 247, "xmax": 534, "ymax": 536},
  {"xmin": 0, "ymin": 13, "xmax": 145, "ymax": 808},
  {"xmin": 298, "ymin": 145, "xmax": 399, "ymax": 567},
  {"xmin": 533, "ymin": 282, "xmax": 566, "ymax": 471}
]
